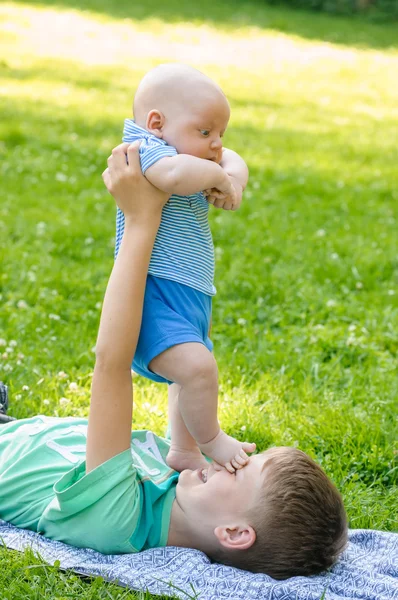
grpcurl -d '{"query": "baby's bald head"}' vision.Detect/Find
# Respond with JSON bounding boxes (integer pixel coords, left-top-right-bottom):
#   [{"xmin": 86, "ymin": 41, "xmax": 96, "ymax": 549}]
[{"xmin": 133, "ymin": 64, "xmax": 228, "ymax": 126}]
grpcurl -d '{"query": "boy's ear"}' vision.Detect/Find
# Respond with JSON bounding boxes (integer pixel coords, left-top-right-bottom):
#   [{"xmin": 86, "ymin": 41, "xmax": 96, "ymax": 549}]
[
  {"xmin": 146, "ymin": 110, "xmax": 164, "ymax": 138},
  {"xmin": 214, "ymin": 524, "xmax": 256, "ymax": 551}
]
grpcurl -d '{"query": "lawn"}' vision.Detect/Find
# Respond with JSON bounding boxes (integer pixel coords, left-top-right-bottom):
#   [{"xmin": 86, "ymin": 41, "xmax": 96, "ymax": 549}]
[{"xmin": 0, "ymin": 0, "xmax": 397, "ymax": 597}]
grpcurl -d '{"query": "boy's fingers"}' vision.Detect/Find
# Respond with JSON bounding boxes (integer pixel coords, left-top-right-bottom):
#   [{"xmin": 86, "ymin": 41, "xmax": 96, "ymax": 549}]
[
  {"xmin": 126, "ymin": 140, "xmax": 142, "ymax": 164},
  {"xmin": 108, "ymin": 142, "xmax": 132, "ymax": 175}
]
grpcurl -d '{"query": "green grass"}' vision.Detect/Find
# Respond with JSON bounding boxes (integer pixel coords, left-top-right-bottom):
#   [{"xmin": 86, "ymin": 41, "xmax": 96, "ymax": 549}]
[{"xmin": 1, "ymin": 0, "xmax": 397, "ymax": 597}]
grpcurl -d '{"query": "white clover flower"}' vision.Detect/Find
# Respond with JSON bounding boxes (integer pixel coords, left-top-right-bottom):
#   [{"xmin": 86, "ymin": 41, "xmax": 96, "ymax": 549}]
[
  {"xmin": 36, "ymin": 221, "xmax": 46, "ymax": 232},
  {"xmin": 59, "ymin": 397, "xmax": 69, "ymax": 406},
  {"xmin": 42, "ymin": 399, "xmax": 50, "ymax": 406},
  {"xmin": 57, "ymin": 371, "xmax": 68, "ymax": 379},
  {"xmin": 55, "ymin": 172, "xmax": 68, "ymax": 182},
  {"xmin": 326, "ymin": 299, "xmax": 336, "ymax": 308},
  {"xmin": 330, "ymin": 253, "xmax": 339, "ymax": 260},
  {"xmin": 17, "ymin": 300, "xmax": 28, "ymax": 309},
  {"xmin": 22, "ymin": 385, "xmax": 29, "ymax": 391},
  {"xmin": 237, "ymin": 318, "xmax": 247, "ymax": 326},
  {"xmin": 49, "ymin": 313, "xmax": 61, "ymax": 320},
  {"xmin": 15, "ymin": 394, "xmax": 22, "ymax": 400},
  {"xmin": 9, "ymin": 340, "xmax": 17, "ymax": 347},
  {"xmin": 69, "ymin": 382, "xmax": 78, "ymax": 391},
  {"xmin": 388, "ymin": 290, "xmax": 395, "ymax": 296},
  {"xmin": 316, "ymin": 229, "xmax": 326, "ymax": 237},
  {"xmin": 2, "ymin": 352, "xmax": 8, "ymax": 359},
  {"xmin": 356, "ymin": 282, "xmax": 363, "ymax": 289},
  {"xmin": 85, "ymin": 237, "xmax": 94, "ymax": 245},
  {"xmin": 4, "ymin": 364, "xmax": 12, "ymax": 372},
  {"xmin": 0, "ymin": 339, "xmax": 6, "ymax": 347},
  {"xmin": 5, "ymin": 347, "xmax": 14, "ymax": 353},
  {"xmin": 241, "ymin": 425, "xmax": 247, "ymax": 432}
]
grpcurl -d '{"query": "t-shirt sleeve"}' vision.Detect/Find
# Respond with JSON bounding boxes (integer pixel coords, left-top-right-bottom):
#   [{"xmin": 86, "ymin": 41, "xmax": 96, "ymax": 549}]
[
  {"xmin": 139, "ymin": 138, "xmax": 178, "ymax": 175},
  {"xmin": 38, "ymin": 449, "xmax": 142, "ymax": 554}
]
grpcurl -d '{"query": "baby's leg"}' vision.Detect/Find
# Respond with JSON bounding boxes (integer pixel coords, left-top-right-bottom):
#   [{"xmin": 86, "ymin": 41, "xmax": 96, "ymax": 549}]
[
  {"xmin": 150, "ymin": 343, "xmax": 255, "ymax": 472},
  {"xmin": 166, "ymin": 383, "xmax": 208, "ymax": 472}
]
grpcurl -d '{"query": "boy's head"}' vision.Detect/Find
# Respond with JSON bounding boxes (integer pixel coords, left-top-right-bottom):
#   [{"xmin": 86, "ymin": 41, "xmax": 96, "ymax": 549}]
[
  {"xmin": 176, "ymin": 447, "xmax": 347, "ymax": 579},
  {"xmin": 133, "ymin": 63, "xmax": 230, "ymax": 164}
]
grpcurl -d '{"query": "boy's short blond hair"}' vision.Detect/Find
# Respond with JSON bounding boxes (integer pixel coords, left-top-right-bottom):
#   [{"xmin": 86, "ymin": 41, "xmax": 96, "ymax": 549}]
[{"xmin": 210, "ymin": 447, "xmax": 347, "ymax": 579}]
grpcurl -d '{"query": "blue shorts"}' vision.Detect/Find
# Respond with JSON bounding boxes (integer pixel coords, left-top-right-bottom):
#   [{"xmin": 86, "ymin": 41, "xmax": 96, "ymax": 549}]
[{"xmin": 133, "ymin": 275, "xmax": 213, "ymax": 384}]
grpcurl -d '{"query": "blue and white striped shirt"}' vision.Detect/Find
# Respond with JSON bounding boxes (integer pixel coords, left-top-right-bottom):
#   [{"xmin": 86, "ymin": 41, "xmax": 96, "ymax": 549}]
[{"xmin": 115, "ymin": 120, "xmax": 216, "ymax": 296}]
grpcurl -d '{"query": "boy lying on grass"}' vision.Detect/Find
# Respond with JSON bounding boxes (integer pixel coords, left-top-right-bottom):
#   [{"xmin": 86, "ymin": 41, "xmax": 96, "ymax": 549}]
[{"xmin": 0, "ymin": 144, "xmax": 347, "ymax": 578}]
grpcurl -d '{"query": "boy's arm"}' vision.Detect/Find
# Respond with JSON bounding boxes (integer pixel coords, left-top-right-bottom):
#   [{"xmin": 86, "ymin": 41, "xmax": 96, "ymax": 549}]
[
  {"xmin": 86, "ymin": 142, "xmax": 169, "ymax": 473},
  {"xmin": 144, "ymin": 154, "xmax": 235, "ymax": 198}
]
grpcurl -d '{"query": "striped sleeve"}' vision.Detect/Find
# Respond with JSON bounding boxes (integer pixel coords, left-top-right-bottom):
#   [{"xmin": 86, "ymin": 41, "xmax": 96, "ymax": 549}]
[{"xmin": 139, "ymin": 139, "xmax": 178, "ymax": 175}]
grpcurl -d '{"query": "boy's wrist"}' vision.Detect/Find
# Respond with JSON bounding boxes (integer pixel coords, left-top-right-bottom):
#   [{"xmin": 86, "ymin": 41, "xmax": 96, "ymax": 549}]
[{"xmin": 124, "ymin": 211, "xmax": 162, "ymax": 231}]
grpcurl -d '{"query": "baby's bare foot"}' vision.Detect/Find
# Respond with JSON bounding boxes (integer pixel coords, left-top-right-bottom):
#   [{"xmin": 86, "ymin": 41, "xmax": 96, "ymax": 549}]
[
  {"xmin": 167, "ymin": 445, "xmax": 209, "ymax": 473},
  {"xmin": 198, "ymin": 430, "xmax": 256, "ymax": 473}
]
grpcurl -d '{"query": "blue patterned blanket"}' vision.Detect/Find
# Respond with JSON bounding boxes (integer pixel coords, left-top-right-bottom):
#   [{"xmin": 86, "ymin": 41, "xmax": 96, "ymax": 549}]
[{"xmin": 1, "ymin": 521, "xmax": 397, "ymax": 599}]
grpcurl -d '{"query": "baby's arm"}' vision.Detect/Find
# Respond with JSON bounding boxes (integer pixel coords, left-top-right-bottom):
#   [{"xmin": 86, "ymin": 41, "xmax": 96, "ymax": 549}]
[
  {"xmin": 205, "ymin": 149, "xmax": 249, "ymax": 211},
  {"xmin": 220, "ymin": 148, "xmax": 249, "ymax": 191},
  {"xmin": 144, "ymin": 154, "xmax": 236, "ymax": 200}
]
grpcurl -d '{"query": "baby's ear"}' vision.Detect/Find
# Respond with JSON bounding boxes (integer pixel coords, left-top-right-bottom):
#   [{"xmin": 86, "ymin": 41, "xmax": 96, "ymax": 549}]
[
  {"xmin": 146, "ymin": 110, "xmax": 164, "ymax": 138},
  {"xmin": 214, "ymin": 524, "xmax": 256, "ymax": 551}
]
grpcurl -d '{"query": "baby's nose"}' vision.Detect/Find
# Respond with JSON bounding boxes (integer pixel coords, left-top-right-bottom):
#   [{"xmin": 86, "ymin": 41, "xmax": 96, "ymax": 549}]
[{"xmin": 211, "ymin": 137, "xmax": 222, "ymax": 150}]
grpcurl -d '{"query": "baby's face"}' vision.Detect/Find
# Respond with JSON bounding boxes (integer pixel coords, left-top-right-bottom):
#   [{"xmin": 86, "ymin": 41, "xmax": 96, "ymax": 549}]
[{"xmin": 162, "ymin": 94, "xmax": 230, "ymax": 164}]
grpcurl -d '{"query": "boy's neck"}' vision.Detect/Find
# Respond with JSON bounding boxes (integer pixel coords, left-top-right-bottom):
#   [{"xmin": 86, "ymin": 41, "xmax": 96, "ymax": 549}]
[{"xmin": 167, "ymin": 499, "xmax": 215, "ymax": 554}]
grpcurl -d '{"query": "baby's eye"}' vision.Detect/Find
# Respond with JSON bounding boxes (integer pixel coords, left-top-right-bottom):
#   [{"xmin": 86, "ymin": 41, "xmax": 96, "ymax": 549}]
[{"xmin": 200, "ymin": 130, "xmax": 210, "ymax": 137}]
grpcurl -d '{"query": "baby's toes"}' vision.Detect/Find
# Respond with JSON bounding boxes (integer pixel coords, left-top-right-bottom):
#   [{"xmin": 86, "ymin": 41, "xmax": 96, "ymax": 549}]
[
  {"xmin": 231, "ymin": 457, "xmax": 243, "ymax": 470},
  {"xmin": 242, "ymin": 442, "xmax": 256, "ymax": 454},
  {"xmin": 235, "ymin": 451, "xmax": 249, "ymax": 466},
  {"xmin": 224, "ymin": 461, "xmax": 235, "ymax": 474}
]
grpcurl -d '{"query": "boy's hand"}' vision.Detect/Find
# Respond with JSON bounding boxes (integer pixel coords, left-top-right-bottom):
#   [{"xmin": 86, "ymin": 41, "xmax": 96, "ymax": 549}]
[
  {"xmin": 103, "ymin": 142, "xmax": 169, "ymax": 222},
  {"xmin": 204, "ymin": 176, "xmax": 243, "ymax": 211}
]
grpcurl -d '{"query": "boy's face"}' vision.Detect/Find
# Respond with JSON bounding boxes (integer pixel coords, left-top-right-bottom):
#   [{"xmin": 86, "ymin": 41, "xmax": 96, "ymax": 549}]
[
  {"xmin": 162, "ymin": 93, "xmax": 230, "ymax": 164},
  {"xmin": 175, "ymin": 451, "xmax": 269, "ymax": 534}
]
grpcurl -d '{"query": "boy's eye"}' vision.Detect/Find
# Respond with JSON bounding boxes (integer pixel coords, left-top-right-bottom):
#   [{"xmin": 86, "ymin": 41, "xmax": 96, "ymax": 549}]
[{"xmin": 200, "ymin": 130, "xmax": 210, "ymax": 137}]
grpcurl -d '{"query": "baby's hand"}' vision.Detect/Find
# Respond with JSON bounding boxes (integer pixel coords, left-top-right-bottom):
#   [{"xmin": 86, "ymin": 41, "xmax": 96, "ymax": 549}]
[{"xmin": 204, "ymin": 177, "xmax": 242, "ymax": 211}]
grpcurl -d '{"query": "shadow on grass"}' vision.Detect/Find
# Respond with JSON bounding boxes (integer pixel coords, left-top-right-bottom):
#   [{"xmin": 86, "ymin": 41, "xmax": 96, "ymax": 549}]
[{"xmin": 9, "ymin": 0, "xmax": 398, "ymax": 50}]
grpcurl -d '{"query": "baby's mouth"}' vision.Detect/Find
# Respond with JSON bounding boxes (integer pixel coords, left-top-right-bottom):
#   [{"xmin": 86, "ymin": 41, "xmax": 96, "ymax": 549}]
[{"xmin": 201, "ymin": 468, "xmax": 208, "ymax": 483}]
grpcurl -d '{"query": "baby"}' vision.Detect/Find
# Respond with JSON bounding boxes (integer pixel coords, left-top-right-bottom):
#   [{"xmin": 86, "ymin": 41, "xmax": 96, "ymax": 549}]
[{"xmin": 115, "ymin": 63, "xmax": 255, "ymax": 473}]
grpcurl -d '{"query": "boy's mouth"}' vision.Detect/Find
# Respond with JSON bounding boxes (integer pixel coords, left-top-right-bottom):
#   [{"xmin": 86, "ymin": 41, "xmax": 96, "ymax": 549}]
[{"xmin": 201, "ymin": 468, "xmax": 208, "ymax": 483}]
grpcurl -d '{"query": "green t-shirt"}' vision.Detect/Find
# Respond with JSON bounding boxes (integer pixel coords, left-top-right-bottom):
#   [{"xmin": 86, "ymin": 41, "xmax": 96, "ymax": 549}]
[{"xmin": 0, "ymin": 416, "xmax": 178, "ymax": 554}]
